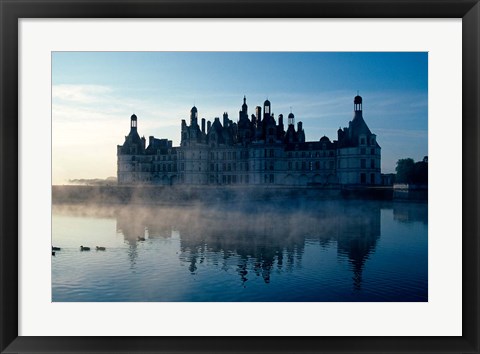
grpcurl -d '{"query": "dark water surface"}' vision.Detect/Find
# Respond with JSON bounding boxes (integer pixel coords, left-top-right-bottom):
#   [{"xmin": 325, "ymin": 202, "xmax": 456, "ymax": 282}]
[{"xmin": 52, "ymin": 200, "xmax": 428, "ymax": 302}]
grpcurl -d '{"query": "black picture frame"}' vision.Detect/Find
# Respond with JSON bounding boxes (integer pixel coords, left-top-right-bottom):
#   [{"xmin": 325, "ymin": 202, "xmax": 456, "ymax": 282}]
[{"xmin": 1, "ymin": 1, "xmax": 478, "ymax": 353}]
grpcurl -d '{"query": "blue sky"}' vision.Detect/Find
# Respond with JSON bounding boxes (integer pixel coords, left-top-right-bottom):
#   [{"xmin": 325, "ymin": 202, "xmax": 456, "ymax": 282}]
[{"xmin": 52, "ymin": 52, "xmax": 427, "ymax": 184}]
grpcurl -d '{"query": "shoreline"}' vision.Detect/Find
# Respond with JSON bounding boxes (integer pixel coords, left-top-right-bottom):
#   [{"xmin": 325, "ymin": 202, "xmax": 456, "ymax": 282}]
[{"xmin": 50, "ymin": 184, "xmax": 426, "ymax": 205}]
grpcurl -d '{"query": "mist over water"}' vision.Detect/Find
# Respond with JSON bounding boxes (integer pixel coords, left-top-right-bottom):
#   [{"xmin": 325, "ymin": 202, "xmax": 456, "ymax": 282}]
[{"xmin": 52, "ymin": 200, "xmax": 428, "ymax": 302}]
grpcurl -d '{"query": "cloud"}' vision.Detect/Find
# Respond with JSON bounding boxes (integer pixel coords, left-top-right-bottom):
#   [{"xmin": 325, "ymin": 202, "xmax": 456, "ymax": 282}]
[
  {"xmin": 374, "ymin": 128, "xmax": 428, "ymax": 139},
  {"xmin": 53, "ymin": 84, "xmax": 113, "ymax": 104}
]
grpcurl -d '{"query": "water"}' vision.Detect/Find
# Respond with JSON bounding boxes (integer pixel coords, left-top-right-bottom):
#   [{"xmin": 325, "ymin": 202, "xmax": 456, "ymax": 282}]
[{"xmin": 52, "ymin": 200, "xmax": 428, "ymax": 302}]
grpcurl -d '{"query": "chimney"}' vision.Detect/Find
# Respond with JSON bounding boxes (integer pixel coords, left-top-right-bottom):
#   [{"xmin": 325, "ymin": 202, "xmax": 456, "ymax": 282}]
[
  {"xmin": 256, "ymin": 106, "xmax": 262, "ymax": 123},
  {"xmin": 297, "ymin": 122, "xmax": 303, "ymax": 132},
  {"xmin": 223, "ymin": 112, "xmax": 229, "ymax": 127},
  {"xmin": 207, "ymin": 120, "xmax": 211, "ymax": 132},
  {"xmin": 201, "ymin": 118, "xmax": 206, "ymax": 133}
]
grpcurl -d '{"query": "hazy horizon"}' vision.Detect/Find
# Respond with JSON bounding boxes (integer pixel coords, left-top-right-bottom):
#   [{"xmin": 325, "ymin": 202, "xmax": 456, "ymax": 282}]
[{"xmin": 52, "ymin": 52, "xmax": 428, "ymax": 185}]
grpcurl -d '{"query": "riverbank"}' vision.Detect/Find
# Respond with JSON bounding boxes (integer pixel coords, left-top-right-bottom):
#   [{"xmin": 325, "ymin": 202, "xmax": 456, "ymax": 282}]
[{"xmin": 52, "ymin": 185, "xmax": 402, "ymax": 205}]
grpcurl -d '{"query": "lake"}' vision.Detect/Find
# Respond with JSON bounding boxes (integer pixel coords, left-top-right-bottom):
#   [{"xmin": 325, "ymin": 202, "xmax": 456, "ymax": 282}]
[{"xmin": 52, "ymin": 200, "xmax": 428, "ymax": 302}]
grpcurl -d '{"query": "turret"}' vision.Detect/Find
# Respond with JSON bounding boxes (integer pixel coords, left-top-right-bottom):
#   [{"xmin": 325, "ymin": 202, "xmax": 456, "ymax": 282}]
[
  {"xmin": 264, "ymin": 99, "xmax": 271, "ymax": 119},
  {"xmin": 130, "ymin": 114, "xmax": 138, "ymax": 132},
  {"xmin": 354, "ymin": 94, "xmax": 363, "ymax": 112},
  {"xmin": 288, "ymin": 112, "xmax": 295, "ymax": 126}
]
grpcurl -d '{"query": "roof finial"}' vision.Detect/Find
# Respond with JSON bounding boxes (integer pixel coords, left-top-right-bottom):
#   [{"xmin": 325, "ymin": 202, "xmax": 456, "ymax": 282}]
[
  {"xmin": 357, "ymin": 90, "xmax": 359, "ymax": 96},
  {"xmin": 290, "ymin": 106, "xmax": 292, "ymax": 113}
]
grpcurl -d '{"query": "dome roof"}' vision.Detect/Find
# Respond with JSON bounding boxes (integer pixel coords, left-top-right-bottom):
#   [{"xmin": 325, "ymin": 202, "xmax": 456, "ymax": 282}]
[
  {"xmin": 354, "ymin": 95, "xmax": 363, "ymax": 104},
  {"xmin": 191, "ymin": 106, "xmax": 197, "ymax": 112},
  {"xmin": 131, "ymin": 114, "xmax": 137, "ymax": 120},
  {"xmin": 264, "ymin": 99, "xmax": 271, "ymax": 106},
  {"xmin": 319, "ymin": 135, "xmax": 331, "ymax": 143},
  {"xmin": 288, "ymin": 112, "xmax": 295, "ymax": 119}
]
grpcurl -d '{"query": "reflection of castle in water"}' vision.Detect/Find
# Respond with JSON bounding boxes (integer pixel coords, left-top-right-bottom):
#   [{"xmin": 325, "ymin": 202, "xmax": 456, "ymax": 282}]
[{"xmin": 114, "ymin": 201, "xmax": 383, "ymax": 290}]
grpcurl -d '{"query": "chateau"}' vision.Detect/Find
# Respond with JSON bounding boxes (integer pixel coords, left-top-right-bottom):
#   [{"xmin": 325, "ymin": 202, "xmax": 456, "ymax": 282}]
[{"xmin": 117, "ymin": 95, "xmax": 381, "ymax": 186}]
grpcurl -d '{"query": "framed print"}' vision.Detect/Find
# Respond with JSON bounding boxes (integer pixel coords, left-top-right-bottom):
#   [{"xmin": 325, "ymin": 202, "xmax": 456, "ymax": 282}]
[{"xmin": 1, "ymin": 0, "xmax": 479, "ymax": 353}]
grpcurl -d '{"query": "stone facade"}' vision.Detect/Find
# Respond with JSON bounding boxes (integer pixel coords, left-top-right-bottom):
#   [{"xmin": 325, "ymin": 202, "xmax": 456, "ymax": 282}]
[{"xmin": 117, "ymin": 95, "xmax": 381, "ymax": 186}]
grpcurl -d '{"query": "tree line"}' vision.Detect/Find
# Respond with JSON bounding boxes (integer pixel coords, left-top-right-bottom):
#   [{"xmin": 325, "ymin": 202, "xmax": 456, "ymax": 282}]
[{"xmin": 395, "ymin": 156, "xmax": 428, "ymax": 184}]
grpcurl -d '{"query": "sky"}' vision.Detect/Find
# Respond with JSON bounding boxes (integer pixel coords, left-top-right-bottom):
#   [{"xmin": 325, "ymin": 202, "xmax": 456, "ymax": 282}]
[{"xmin": 52, "ymin": 52, "xmax": 428, "ymax": 185}]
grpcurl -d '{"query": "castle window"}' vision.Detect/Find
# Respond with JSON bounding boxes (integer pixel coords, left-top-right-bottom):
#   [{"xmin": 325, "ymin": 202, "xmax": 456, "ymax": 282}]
[
  {"xmin": 269, "ymin": 174, "xmax": 274, "ymax": 183},
  {"xmin": 370, "ymin": 173, "xmax": 375, "ymax": 184},
  {"xmin": 302, "ymin": 162, "xmax": 306, "ymax": 170},
  {"xmin": 245, "ymin": 175, "xmax": 249, "ymax": 184},
  {"xmin": 329, "ymin": 151, "xmax": 334, "ymax": 157},
  {"xmin": 295, "ymin": 162, "xmax": 299, "ymax": 170},
  {"xmin": 360, "ymin": 138, "xmax": 366, "ymax": 145},
  {"xmin": 361, "ymin": 173, "xmax": 366, "ymax": 184},
  {"xmin": 228, "ymin": 163, "xmax": 231, "ymax": 171},
  {"xmin": 361, "ymin": 159, "xmax": 366, "ymax": 168},
  {"xmin": 329, "ymin": 161, "xmax": 334, "ymax": 169},
  {"xmin": 371, "ymin": 148, "xmax": 375, "ymax": 155},
  {"xmin": 361, "ymin": 148, "xmax": 366, "ymax": 155},
  {"xmin": 288, "ymin": 162, "xmax": 292, "ymax": 170},
  {"xmin": 315, "ymin": 161, "xmax": 320, "ymax": 170},
  {"xmin": 371, "ymin": 159, "xmax": 375, "ymax": 168},
  {"xmin": 270, "ymin": 149, "xmax": 274, "ymax": 157}
]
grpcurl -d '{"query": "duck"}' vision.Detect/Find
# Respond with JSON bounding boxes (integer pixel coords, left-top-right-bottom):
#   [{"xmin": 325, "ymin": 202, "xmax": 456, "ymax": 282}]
[
  {"xmin": 52, "ymin": 246, "xmax": 61, "ymax": 251},
  {"xmin": 52, "ymin": 251, "xmax": 55, "ymax": 256},
  {"xmin": 137, "ymin": 236, "xmax": 146, "ymax": 241},
  {"xmin": 96, "ymin": 246, "xmax": 106, "ymax": 251},
  {"xmin": 80, "ymin": 246, "xmax": 90, "ymax": 251}
]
